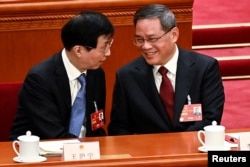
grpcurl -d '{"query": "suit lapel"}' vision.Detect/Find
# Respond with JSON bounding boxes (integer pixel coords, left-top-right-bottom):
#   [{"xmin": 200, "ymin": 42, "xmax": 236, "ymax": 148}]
[
  {"xmin": 134, "ymin": 57, "xmax": 170, "ymax": 125},
  {"xmin": 84, "ymin": 70, "xmax": 96, "ymax": 114},
  {"xmin": 174, "ymin": 49, "xmax": 196, "ymax": 122},
  {"xmin": 54, "ymin": 53, "xmax": 71, "ymax": 110}
]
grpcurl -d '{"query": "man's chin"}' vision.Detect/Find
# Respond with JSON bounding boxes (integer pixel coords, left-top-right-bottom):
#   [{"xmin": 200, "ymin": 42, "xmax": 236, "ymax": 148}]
[
  {"xmin": 92, "ymin": 64, "xmax": 102, "ymax": 69},
  {"xmin": 91, "ymin": 67, "xmax": 100, "ymax": 70},
  {"xmin": 145, "ymin": 59, "xmax": 159, "ymax": 65}
]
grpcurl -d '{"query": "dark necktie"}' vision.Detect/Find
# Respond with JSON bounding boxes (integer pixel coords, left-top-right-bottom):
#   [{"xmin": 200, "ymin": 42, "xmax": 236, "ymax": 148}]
[
  {"xmin": 158, "ymin": 66, "xmax": 174, "ymax": 123},
  {"xmin": 69, "ymin": 74, "xmax": 86, "ymax": 136}
]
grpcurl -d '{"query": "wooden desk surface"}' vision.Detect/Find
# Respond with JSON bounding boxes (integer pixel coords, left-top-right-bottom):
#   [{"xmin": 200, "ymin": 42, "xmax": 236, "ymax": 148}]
[{"xmin": 0, "ymin": 129, "xmax": 248, "ymax": 167}]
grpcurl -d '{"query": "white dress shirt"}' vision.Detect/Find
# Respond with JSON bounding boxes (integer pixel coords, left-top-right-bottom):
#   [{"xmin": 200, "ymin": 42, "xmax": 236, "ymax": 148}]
[
  {"xmin": 62, "ymin": 48, "xmax": 86, "ymax": 138},
  {"xmin": 153, "ymin": 45, "xmax": 179, "ymax": 92}
]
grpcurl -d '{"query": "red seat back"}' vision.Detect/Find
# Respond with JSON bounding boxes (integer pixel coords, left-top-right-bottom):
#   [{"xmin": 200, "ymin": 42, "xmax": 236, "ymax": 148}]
[{"xmin": 0, "ymin": 82, "xmax": 22, "ymax": 141}]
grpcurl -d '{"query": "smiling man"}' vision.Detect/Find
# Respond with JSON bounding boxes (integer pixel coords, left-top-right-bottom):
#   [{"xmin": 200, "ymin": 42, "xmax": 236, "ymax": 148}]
[
  {"xmin": 9, "ymin": 10, "xmax": 114, "ymax": 140},
  {"xmin": 108, "ymin": 4, "xmax": 224, "ymax": 135}
]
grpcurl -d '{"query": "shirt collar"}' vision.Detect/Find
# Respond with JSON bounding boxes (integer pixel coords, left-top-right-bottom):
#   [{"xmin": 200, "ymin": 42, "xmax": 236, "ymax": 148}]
[
  {"xmin": 153, "ymin": 44, "xmax": 179, "ymax": 75},
  {"xmin": 62, "ymin": 48, "xmax": 86, "ymax": 81}
]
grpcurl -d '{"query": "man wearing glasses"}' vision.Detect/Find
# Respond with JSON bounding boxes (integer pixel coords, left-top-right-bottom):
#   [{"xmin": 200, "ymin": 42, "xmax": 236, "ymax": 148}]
[
  {"xmin": 108, "ymin": 4, "xmax": 224, "ymax": 135},
  {"xmin": 9, "ymin": 10, "xmax": 114, "ymax": 140}
]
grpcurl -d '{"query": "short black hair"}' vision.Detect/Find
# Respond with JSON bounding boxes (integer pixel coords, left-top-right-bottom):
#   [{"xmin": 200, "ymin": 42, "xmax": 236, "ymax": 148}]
[{"xmin": 61, "ymin": 10, "xmax": 114, "ymax": 51}]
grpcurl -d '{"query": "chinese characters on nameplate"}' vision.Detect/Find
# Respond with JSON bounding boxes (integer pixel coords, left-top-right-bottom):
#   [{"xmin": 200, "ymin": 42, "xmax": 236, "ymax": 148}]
[{"xmin": 63, "ymin": 141, "xmax": 100, "ymax": 161}]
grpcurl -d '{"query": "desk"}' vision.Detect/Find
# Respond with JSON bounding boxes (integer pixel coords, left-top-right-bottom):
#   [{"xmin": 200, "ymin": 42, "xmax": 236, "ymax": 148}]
[{"xmin": 0, "ymin": 129, "xmax": 248, "ymax": 167}]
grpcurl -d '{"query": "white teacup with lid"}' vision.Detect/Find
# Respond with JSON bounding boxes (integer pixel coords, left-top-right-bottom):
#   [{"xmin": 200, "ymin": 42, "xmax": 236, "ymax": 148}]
[
  {"xmin": 12, "ymin": 131, "xmax": 45, "ymax": 162},
  {"xmin": 197, "ymin": 121, "xmax": 226, "ymax": 150}
]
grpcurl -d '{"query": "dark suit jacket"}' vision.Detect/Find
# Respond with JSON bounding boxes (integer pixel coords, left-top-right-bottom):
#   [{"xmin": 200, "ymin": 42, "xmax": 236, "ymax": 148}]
[
  {"xmin": 9, "ymin": 51, "xmax": 106, "ymax": 140},
  {"xmin": 108, "ymin": 48, "xmax": 225, "ymax": 135}
]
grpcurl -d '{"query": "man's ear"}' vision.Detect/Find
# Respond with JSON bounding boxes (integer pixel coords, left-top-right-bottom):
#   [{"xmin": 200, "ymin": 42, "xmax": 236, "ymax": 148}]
[
  {"xmin": 171, "ymin": 27, "xmax": 179, "ymax": 43},
  {"xmin": 72, "ymin": 45, "xmax": 82, "ymax": 57}
]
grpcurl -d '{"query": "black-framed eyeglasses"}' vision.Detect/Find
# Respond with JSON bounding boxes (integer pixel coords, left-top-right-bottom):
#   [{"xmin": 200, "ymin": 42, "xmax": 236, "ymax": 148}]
[
  {"xmin": 132, "ymin": 27, "xmax": 175, "ymax": 47},
  {"xmin": 84, "ymin": 38, "xmax": 114, "ymax": 54}
]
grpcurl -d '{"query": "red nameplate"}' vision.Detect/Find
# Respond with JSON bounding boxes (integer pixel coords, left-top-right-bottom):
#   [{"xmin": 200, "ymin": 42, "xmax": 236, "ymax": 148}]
[
  {"xmin": 179, "ymin": 104, "xmax": 202, "ymax": 122},
  {"xmin": 91, "ymin": 109, "xmax": 104, "ymax": 130}
]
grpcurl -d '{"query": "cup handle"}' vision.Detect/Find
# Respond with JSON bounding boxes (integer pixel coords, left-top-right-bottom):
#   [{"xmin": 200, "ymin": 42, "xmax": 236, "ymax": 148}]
[
  {"xmin": 12, "ymin": 140, "xmax": 20, "ymax": 157},
  {"xmin": 197, "ymin": 130, "xmax": 205, "ymax": 146}
]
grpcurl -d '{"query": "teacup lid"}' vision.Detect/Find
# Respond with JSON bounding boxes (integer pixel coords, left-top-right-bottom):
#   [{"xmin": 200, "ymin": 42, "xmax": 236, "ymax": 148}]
[
  {"xmin": 212, "ymin": 120, "xmax": 217, "ymax": 126},
  {"xmin": 204, "ymin": 121, "xmax": 225, "ymax": 131},
  {"xmin": 17, "ymin": 131, "xmax": 40, "ymax": 142}
]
